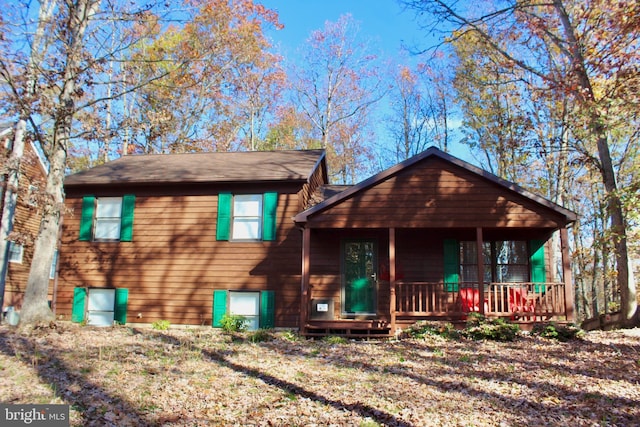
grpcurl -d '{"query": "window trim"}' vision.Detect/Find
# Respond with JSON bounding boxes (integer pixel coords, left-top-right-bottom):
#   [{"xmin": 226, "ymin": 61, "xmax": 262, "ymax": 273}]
[
  {"xmin": 27, "ymin": 184, "xmax": 39, "ymax": 207},
  {"xmin": 49, "ymin": 249, "xmax": 59, "ymax": 279},
  {"xmin": 212, "ymin": 289, "xmax": 275, "ymax": 329},
  {"xmin": 228, "ymin": 290, "xmax": 261, "ymax": 330},
  {"xmin": 231, "ymin": 194, "xmax": 263, "ymax": 241},
  {"xmin": 216, "ymin": 192, "xmax": 277, "ymax": 242},
  {"xmin": 79, "ymin": 195, "xmax": 135, "ymax": 242},
  {"xmin": 94, "ymin": 197, "xmax": 123, "ymax": 241},
  {"xmin": 459, "ymin": 240, "xmax": 530, "ymax": 283},
  {"xmin": 8, "ymin": 242, "xmax": 23, "ymax": 263}
]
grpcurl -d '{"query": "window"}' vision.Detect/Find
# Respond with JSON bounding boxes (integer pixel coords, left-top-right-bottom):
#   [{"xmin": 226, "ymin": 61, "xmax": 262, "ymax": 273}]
[
  {"xmin": 216, "ymin": 192, "xmax": 277, "ymax": 241},
  {"xmin": 49, "ymin": 249, "xmax": 58, "ymax": 279},
  {"xmin": 71, "ymin": 287, "xmax": 129, "ymax": 325},
  {"xmin": 459, "ymin": 241, "xmax": 491, "ymax": 283},
  {"xmin": 79, "ymin": 195, "xmax": 135, "ymax": 242},
  {"xmin": 212, "ymin": 290, "xmax": 275, "ymax": 330},
  {"xmin": 232, "ymin": 195, "xmax": 262, "ymax": 240},
  {"xmin": 95, "ymin": 197, "xmax": 122, "ymax": 240},
  {"xmin": 27, "ymin": 185, "xmax": 39, "ymax": 207},
  {"xmin": 8, "ymin": 242, "xmax": 23, "ymax": 263},
  {"xmin": 459, "ymin": 240, "xmax": 529, "ymax": 283},
  {"xmin": 229, "ymin": 291, "xmax": 260, "ymax": 330},
  {"xmin": 494, "ymin": 241, "xmax": 528, "ymax": 282}
]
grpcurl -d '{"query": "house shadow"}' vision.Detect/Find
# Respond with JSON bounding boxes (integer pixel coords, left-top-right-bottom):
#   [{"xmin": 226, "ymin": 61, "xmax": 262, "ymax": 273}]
[
  {"xmin": 0, "ymin": 328, "xmax": 151, "ymax": 426},
  {"xmin": 141, "ymin": 329, "xmax": 415, "ymax": 427}
]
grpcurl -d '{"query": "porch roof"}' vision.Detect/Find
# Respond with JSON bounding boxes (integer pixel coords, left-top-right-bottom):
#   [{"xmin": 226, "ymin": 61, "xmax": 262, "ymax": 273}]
[{"xmin": 294, "ymin": 146, "xmax": 577, "ymax": 226}]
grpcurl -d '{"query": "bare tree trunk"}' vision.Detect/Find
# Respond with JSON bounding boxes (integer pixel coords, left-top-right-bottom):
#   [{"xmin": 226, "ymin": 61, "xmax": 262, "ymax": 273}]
[
  {"xmin": 0, "ymin": 121, "xmax": 26, "ymax": 309},
  {"xmin": 20, "ymin": 0, "xmax": 101, "ymax": 325},
  {"xmin": 0, "ymin": 0, "xmax": 55, "ymax": 312}
]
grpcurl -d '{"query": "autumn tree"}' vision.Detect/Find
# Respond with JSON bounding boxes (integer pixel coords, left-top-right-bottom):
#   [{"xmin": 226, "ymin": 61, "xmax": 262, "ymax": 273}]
[
  {"xmin": 0, "ymin": 0, "xmax": 56, "ymax": 307},
  {"xmin": 263, "ymin": 105, "xmax": 320, "ymax": 151},
  {"xmin": 451, "ymin": 32, "xmax": 534, "ymax": 183},
  {"xmin": 404, "ymin": 0, "xmax": 639, "ymax": 324},
  {"xmin": 0, "ymin": 0, "xmax": 104, "ymax": 324},
  {"xmin": 290, "ymin": 14, "xmax": 384, "ymax": 183},
  {"xmin": 385, "ymin": 61, "xmax": 452, "ymax": 163},
  {"xmin": 0, "ymin": 0, "xmax": 202, "ymax": 324},
  {"xmin": 123, "ymin": 0, "xmax": 284, "ymax": 154}
]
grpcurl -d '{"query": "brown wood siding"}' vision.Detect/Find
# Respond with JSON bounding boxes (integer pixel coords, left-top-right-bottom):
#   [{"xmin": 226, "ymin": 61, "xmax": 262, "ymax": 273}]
[
  {"xmin": 56, "ymin": 187, "xmax": 304, "ymax": 327},
  {"xmin": 298, "ymin": 159, "xmax": 327, "ymax": 211},
  {"xmin": 306, "ymin": 158, "xmax": 565, "ymax": 229},
  {"xmin": 4, "ymin": 142, "xmax": 51, "ymax": 309}
]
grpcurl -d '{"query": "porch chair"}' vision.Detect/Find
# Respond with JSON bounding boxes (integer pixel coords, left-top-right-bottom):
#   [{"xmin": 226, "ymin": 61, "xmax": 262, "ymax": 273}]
[
  {"xmin": 508, "ymin": 287, "xmax": 535, "ymax": 321},
  {"xmin": 458, "ymin": 287, "xmax": 489, "ymax": 319}
]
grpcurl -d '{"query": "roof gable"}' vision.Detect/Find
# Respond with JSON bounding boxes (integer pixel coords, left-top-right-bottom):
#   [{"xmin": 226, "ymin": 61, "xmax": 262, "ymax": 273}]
[
  {"xmin": 295, "ymin": 146, "xmax": 577, "ymax": 226},
  {"xmin": 64, "ymin": 149, "xmax": 326, "ymax": 186}
]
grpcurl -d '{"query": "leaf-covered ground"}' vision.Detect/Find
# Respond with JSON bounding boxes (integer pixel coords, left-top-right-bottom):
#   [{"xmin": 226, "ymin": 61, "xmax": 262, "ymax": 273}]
[{"xmin": 1, "ymin": 323, "xmax": 639, "ymax": 427}]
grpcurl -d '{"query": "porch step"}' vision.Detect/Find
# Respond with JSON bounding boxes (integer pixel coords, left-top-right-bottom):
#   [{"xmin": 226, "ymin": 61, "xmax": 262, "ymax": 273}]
[{"xmin": 303, "ymin": 320, "xmax": 392, "ymax": 338}]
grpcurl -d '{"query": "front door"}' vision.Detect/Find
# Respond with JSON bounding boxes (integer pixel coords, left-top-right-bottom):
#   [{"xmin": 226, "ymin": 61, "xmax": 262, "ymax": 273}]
[{"xmin": 342, "ymin": 240, "xmax": 377, "ymax": 315}]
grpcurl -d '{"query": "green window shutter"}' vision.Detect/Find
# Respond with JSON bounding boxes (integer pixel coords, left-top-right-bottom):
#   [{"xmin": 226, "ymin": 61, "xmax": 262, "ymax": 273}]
[
  {"xmin": 120, "ymin": 195, "xmax": 135, "ymax": 242},
  {"xmin": 262, "ymin": 192, "xmax": 278, "ymax": 241},
  {"xmin": 71, "ymin": 287, "xmax": 87, "ymax": 322},
  {"xmin": 530, "ymin": 240, "xmax": 546, "ymax": 293},
  {"xmin": 443, "ymin": 239, "xmax": 460, "ymax": 292},
  {"xmin": 114, "ymin": 288, "xmax": 129, "ymax": 324},
  {"xmin": 212, "ymin": 290, "xmax": 228, "ymax": 327},
  {"xmin": 259, "ymin": 290, "xmax": 275, "ymax": 329},
  {"xmin": 216, "ymin": 193, "xmax": 232, "ymax": 241},
  {"xmin": 79, "ymin": 196, "xmax": 95, "ymax": 241}
]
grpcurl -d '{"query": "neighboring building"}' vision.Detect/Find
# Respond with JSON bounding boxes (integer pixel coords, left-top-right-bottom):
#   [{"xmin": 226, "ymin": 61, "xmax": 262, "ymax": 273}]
[
  {"xmin": 1, "ymin": 125, "xmax": 50, "ymax": 312},
  {"xmin": 55, "ymin": 147, "xmax": 576, "ymax": 336}
]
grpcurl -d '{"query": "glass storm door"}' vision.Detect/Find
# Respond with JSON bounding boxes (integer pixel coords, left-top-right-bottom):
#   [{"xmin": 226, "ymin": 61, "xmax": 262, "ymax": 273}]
[{"xmin": 342, "ymin": 240, "xmax": 377, "ymax": 314}]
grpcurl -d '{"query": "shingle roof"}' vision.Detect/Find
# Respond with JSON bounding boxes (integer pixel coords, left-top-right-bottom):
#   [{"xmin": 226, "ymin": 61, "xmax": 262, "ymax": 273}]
[{"xmin": 64, "ymin": 149, "xmax": 326, "ymax": 186}]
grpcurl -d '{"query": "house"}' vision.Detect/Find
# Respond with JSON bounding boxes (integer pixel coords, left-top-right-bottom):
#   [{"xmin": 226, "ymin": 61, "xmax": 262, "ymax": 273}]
[
  {"xmin": 56, "ymin": 150, "xmax": 327, "ymax": 327},
  {"xmin": 55, "ymin": 147, "xmax": 576, "ymax": 335},
  {"xmin": 1, "ymin": 124, "xmax": 51, "ymax": 314}
]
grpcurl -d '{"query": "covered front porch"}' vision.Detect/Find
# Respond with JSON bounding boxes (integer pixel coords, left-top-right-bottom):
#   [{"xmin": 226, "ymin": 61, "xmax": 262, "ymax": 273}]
[
  {"xmin": 293, "ymin": 147, "xmax": 577, "ymax": 338},
  {"xmin": 300, "ymin": 227, "xmax": 574, "ymax": 338}
]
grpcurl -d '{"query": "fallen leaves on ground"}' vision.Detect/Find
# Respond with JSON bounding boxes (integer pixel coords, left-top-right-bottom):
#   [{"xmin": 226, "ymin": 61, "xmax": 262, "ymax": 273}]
[{"xmin": 1, "ymin": 323, "xmax": 639, "ymax": 426}]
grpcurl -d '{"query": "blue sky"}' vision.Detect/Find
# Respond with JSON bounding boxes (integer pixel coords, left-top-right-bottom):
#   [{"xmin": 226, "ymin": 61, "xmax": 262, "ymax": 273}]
[
  {"xmin": 259, "ymin": 1, "xmax": 472, "ymax": 166},
  {"xmin": 260, "ymin": 0, "xmax": 438, "ymax": 64},
  {"xmin": 261, "ymin": 0, "xmax": 429, "ymax": 61}
]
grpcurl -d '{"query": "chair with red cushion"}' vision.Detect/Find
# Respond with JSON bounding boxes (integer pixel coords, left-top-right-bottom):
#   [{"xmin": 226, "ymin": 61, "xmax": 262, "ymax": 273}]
[
  {"xmin": 459, "ymin": 287, "xmax": 488, "ymax": 319},
  {"xmin": 508, "ymin": 287, "xmax": 535, "ymax": 320}
]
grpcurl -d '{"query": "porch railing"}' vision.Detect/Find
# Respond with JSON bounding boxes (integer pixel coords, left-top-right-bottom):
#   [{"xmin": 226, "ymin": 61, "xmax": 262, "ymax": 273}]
[{"xmin": 394, "ymin": 281, "xmax": 567, "ymax": 320}]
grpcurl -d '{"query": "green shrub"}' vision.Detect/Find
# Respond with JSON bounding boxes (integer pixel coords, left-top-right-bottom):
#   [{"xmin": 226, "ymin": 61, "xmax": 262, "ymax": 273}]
[
  {"xmin": 151, "ymin": 320, "xmax": 170, "ymax": 331},
  {"xmin": 532, "ymin": 322, "xmax": 584, "ymax": 341},
  {"xmin": 281, "ymin": 329, "xmax": 300, "ymax": 342},
  {"xmin": 465, "ymin": 312, "xmax": 486, "ymax": 326},
  {"xmin": 248, "ymin": 329, "xmax": 274, "ymax": 343},
  {"xmin": 323, "ymin": 335, "xmax": 348, "ymax": 344},
  {"xmin": 403, "ymin": 321, "xmax": 460, "ymax": 339},
  {"xmin": 219, "ymin": 314, "xmax": 248, "ymax": 333},
  {"xmin": 402, "ymin": 317, "xmax": 521, "ymax": 342},
  {"xmin": 462, "ymin": 317, "xmax": 520, "ymax": 342}
]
